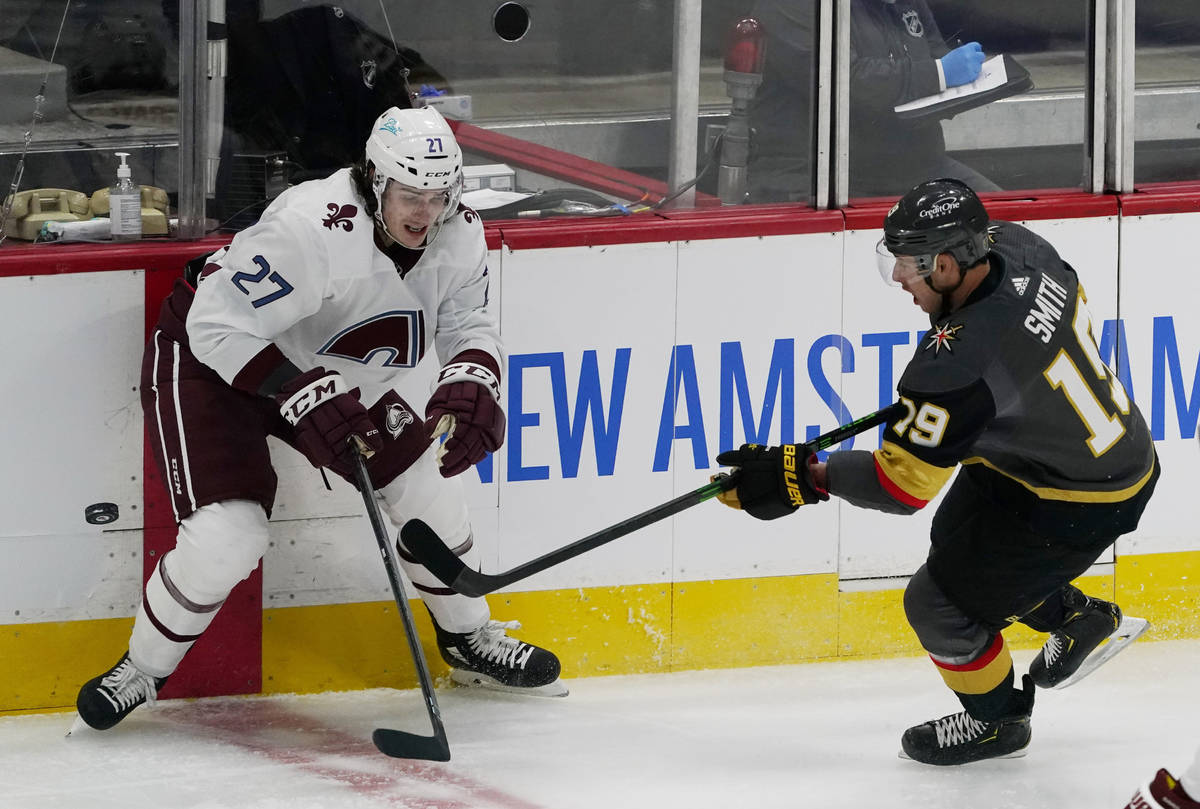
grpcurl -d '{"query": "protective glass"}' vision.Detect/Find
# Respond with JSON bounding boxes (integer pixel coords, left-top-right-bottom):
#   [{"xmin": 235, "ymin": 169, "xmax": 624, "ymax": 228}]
[{"xmin": 875, "ymin": 238, "xmax": 934, "ymax": 287}]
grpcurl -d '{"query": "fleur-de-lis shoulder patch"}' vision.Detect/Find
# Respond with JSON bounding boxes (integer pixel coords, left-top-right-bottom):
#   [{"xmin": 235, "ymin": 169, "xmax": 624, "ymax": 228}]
[{"xmin": 322, "ymin": 203, "xmax": 357, "ymax": 231}]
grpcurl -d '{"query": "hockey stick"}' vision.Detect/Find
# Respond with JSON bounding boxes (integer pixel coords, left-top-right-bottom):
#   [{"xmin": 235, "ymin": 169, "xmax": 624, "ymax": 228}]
[
  {"xmin": 350, "ymin": 443, "xmax": 451, "ymax": 761},
  {"xmin": 401, "ymin": 402, "xmax": 905, "ymax": 598}
]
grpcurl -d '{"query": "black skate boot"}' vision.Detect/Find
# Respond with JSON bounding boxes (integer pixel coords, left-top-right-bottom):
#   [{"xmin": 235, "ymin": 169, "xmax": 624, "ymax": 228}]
[
  {"xmin": 900, "ymin": 675, "xmax": 1035, "ymax": 766},
  {"xmin": 1029, "ymin": 589, "xmax": 1148, "ymax": 689},
  {"xmin": 74, "ymin": 652, "xmax": 167, "ymax": 731},
  {"xmin": 435, "ymin": 619, "xmax": 567, "ymax": 697}
]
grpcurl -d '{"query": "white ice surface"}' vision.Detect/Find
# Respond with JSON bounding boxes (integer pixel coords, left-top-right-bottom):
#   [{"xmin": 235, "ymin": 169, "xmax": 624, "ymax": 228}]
[{"xmin": 3, "ymin": 639, "xmax": 1196, "ymax": 809}]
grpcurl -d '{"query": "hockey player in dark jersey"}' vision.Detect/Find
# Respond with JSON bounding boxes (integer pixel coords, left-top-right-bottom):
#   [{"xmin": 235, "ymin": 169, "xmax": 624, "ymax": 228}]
[{"xmin": 714, "ymin": 178, "xmax": 1159, "ymax": 766}]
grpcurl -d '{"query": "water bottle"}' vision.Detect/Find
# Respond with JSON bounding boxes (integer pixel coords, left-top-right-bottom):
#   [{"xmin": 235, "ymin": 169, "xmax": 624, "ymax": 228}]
[{"xmin": 109, "ymin": 152, "xmax": 142, "ymax": 241}]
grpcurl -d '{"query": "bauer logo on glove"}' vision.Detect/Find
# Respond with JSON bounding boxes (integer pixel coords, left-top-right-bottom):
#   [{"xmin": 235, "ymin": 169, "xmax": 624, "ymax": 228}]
[{"xmin": 714, "ymin": 442, "xmax": 828, "ymax": 521}]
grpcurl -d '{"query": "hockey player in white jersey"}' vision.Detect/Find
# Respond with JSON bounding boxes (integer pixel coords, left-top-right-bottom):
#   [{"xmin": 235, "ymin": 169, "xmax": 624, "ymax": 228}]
[{"xmin": 75, "ymin": 106, "xmax": 565, "ymax": 733}]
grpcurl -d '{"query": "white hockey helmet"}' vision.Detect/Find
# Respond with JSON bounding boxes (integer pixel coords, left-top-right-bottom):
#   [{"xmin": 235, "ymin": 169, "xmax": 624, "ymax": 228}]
[{"xmin": 364, "ymin": 105, "xmax": 464, "ymax": 245}]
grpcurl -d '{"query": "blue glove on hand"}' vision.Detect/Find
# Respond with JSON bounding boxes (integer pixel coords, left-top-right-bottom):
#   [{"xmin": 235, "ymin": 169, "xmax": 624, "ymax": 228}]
[{"xmin": 940, "ymin": 42, "xmax": 985, "ymax": 87}]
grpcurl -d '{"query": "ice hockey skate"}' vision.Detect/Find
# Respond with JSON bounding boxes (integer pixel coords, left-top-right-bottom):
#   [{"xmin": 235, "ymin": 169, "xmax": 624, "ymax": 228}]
[
  {"xmin": 72, "ymin": 652, "xmax": 167, "ymax": 732},
  {"xmin": 1029, "ymin": 589, "xmax": 1149, "ymax": 690},
  {"xmin": 899, "ymin": 675, "xmax": 1034, "ymax": 765},
  {"xmin": 1126, "ymin": 768, "xmax": 1200, "ymax": 809},
  {"xmin": 434, "ymin": 619, "xmax": 567, "ymax": 697}
]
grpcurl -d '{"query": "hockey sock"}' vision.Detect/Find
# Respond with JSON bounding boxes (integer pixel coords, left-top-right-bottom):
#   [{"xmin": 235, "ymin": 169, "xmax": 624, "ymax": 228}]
[
  {"xmin": 380, "ymin": 463, "xmax": 488, "ymax": 633},
  {"xmin": 931, "ymin": 633, "xmax": 1018, "ymax": 721},
  {"xmin": 395, "ymin": 527, "xmax": 488, "ymax": 633},
  {"xmin": 129, "ymin": 551, "xmax": 225, "ymax": 677},
  {"xmin": 129, "ymin": 501, "xmax": 269, "ymax": 677}
]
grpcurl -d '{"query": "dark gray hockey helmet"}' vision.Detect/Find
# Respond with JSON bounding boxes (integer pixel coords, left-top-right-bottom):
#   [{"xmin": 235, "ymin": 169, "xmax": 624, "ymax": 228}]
[{"xmin": 881, "ymin": 178, "xmax": 991, "ymax": 273}]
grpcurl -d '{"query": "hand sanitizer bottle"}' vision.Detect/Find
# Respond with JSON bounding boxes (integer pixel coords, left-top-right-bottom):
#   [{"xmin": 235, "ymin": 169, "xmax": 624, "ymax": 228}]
[{"xmin": 109, "ymin": 152, "xmax": 142, "ymax": 241}]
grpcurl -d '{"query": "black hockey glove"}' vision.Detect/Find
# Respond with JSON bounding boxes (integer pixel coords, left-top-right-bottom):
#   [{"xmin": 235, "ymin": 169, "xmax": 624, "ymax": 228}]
[{"xmin": 714, "ymin": 443, "xmax": 828, "ymax": 520}]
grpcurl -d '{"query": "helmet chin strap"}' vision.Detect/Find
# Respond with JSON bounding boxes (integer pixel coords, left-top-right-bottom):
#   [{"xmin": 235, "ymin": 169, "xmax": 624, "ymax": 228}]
[{"xmin": 922, "ymin": 255, "xmax": 967, "ymax": 312}]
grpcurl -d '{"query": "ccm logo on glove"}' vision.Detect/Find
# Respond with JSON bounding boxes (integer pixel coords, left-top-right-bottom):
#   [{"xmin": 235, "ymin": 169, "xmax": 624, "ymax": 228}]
[
  {"xmin": 435, "ymin": 361, "xmax": 502, "ymax": 399},
  {"xmin": 279, "ymin": 371, "xmax": 349, "ymax": 425},
  {"xmin": 276, "ymin": 367, "xmax": 382, "ymax": 468},
  {"xmin": 426, "ymin": 356, "xmax": 505, "ymax": 478}
]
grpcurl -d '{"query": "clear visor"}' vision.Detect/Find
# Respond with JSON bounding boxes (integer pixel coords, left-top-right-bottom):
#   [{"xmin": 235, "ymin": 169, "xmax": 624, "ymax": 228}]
[
  {"xmin": 875, "ymin": 238, "xmax": 935, "ymax": 287},
  {"xmin": 384, "ymin": 181, "xmax": 451, "ymax": 215}
]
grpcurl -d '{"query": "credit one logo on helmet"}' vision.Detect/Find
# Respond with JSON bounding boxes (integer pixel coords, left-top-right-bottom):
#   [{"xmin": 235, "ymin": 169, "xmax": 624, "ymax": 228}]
[{"xmin": 918, "ymin": 195, "xmax": 961, "ymax": 219}]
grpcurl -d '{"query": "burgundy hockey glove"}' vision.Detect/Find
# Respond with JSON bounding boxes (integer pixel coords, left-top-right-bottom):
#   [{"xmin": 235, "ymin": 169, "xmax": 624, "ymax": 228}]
[
  {"xmin": 425, "ymin": 359, "xmax": 505, "ymax": 478},
  {"xmin": 276, "ymin": 367, "xmax": 382, "ymax": 468},
  {"xmin": 714, "ymin": 443, "xmax": 828, "ymax": 520}
]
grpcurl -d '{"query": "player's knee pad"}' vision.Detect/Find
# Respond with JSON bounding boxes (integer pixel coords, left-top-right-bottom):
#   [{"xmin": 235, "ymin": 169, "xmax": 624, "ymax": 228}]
[
  {"xmin": 170, "ymin": 499, "xmax": 270, "ymax": 601},
  {"xmin": 904, "ymin": 564, "xmax": 992, "ymax": 660}
]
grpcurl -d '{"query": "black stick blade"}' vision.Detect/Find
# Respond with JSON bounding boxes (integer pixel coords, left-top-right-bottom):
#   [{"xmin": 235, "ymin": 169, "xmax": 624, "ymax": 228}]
[
  {"xmin": 372, "ymin": 728, "xmax": 451, "ymax": 761},
  {"xmin": 401, "ymin": 519, "xmax": 475, "ymax": 593}
]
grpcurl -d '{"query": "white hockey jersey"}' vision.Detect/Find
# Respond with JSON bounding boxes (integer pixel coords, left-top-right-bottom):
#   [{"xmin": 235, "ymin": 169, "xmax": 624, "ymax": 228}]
[{"xmin": 186, "ymin": 168, "xmax": 500, "ymax": 409}]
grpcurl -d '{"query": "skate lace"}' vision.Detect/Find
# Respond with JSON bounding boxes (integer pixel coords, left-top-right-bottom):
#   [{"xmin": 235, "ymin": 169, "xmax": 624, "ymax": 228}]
[
  {"xmin": 100, "ymin": 659, "xmax": 159, "ymax": 711},
  {"xmin": 1043, "ymin": 633, "xmax": 1065, "ymax": 666},
  {"xmin": 932, "ymin": 711, "xmax": 989, "ymax": 748},
  {"xmin": 468, "ymin": 620, "xmax": 535, "ymax": 671}
]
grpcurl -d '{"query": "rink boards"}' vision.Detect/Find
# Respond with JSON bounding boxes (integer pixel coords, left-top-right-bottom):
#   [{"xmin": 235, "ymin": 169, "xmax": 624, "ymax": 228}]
[{"xmin": 2, "ymin": 195, "xmax": 1199, "ymax": 711}]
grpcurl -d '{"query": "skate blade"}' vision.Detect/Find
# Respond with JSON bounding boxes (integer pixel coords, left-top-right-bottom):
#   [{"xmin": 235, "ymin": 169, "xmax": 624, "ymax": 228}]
[
  {"xmin": 1051, "ymin": 615, "xmax": 1150, "ymax": 690},
  {"xmin": 897, "ymin": 746, "xmax": 1028, "ymax": 764},
  {"xmin": 66, "ymin": 714, "xmax": 92, "ymax": 738},
  {"xmin": 448, "ymin": 668, "xmax": 569, "ymax": 697}
]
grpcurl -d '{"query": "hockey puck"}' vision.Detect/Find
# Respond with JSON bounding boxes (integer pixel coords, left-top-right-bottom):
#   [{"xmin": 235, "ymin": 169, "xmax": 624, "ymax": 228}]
[{"xmin": 84, "ymin": 502, "xmax": 120, "ymax": 525}]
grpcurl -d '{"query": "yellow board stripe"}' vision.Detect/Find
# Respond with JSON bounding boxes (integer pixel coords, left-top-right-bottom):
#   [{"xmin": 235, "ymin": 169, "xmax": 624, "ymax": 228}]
[
  {"xmin": 0, "ymin": 617, "xmax": 134, "ymax": 713},
  {"xmin": 0, "ymin": 558, "xmax": 1193, "ymax": 714}
]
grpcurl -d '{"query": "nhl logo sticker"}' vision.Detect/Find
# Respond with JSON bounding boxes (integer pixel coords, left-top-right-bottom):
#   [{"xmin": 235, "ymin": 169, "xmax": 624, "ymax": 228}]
[
  {"xmin": 385, "ymin": 403, "xmax": 415, "ymax": 438},
  {"xmin": 902, "ymin": 10, "xmax": 924, "ymax": 37}
]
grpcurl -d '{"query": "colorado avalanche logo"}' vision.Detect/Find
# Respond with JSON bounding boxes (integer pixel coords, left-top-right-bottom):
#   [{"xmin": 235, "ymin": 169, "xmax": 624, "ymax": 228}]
[
  {"xmin": 385, "ymin": 403, "xmax": 415, "ymax": 439},
  {"xmin": 322, "ymin": 203, "xmax": 357, "ymax": 231},
  {"xmin": 902, "ymin": 10, "xmax": 924, "ymax": 37},
  {"xmin": 317, "ymin": 310, "xmax": 426, "ymax": 368}
]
